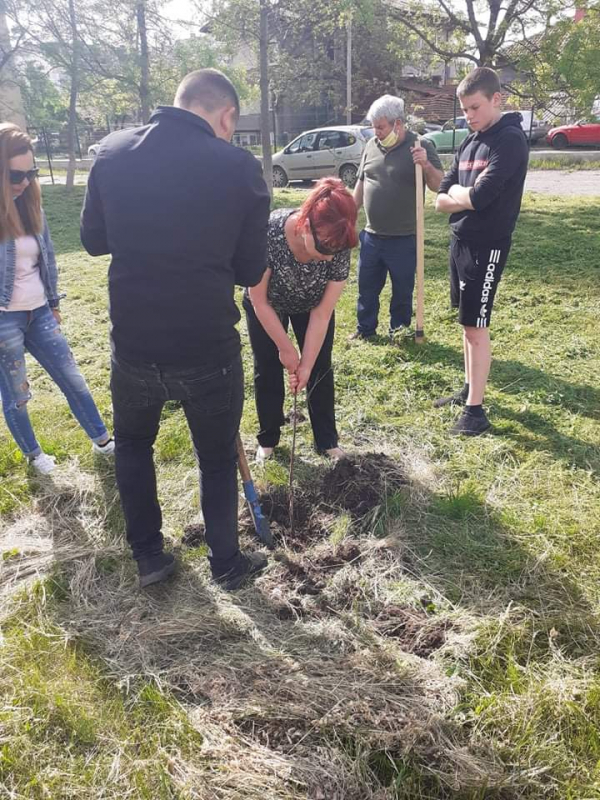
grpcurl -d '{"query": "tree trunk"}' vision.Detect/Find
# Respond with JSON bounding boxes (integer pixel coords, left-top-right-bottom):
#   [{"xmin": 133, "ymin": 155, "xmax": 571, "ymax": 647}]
[
  {"xmin": 259, "ymin": 0, "xmax": 272, "ymax": 196},
  {"xmin": 137, "ymin": 0, "xmax": 150, "ymax": 123},
  {"xmin": 65, "ymin": 0, "xmax": 79, "ymax": 191}
]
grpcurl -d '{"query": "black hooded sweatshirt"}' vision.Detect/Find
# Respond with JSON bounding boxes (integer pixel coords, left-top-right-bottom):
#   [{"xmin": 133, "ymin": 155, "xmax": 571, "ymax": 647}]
[{"xmin": 438, "ymin": 112, "xmax": 529, "ymax": 243}]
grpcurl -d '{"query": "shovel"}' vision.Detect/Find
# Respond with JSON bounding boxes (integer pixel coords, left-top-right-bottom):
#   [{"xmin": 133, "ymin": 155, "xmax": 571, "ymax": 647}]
[{"xmin": 236, "ymin": 434, "xmax": 274, "ymax": 550}]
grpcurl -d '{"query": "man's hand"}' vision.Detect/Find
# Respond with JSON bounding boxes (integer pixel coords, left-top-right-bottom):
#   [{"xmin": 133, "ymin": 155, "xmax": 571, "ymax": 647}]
[
  {"xmin": 289, "ymin": 363, "xmax": 311, "ymax": 394},
  {"xmin": 279, "ymin": 344, "xmax": 300, "ymax": 374},
  {"xmin": 52, "ymin": 308, "xmax": 62, "ymax": 325},
  {"xmin": 410, "ymin": 144, "xmax": 429, "ymax": 167}
]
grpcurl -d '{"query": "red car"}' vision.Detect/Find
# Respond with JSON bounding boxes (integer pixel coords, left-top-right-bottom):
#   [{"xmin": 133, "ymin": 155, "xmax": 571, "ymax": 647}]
[{"xmin": 546, "ymin": 119, "xmax": 600, "ymax": 148}]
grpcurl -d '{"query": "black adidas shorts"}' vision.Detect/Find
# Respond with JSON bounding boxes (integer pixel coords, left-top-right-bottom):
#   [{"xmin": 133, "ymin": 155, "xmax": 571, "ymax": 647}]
[{"xmin": 449, "ymin": 236, "xmax": 511, "ymax": 328}]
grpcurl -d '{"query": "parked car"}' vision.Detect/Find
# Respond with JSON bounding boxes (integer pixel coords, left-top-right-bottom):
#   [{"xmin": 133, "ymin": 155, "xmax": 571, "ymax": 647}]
[
  {"xmin": 505, "ymin": 110, "xmax": 549, "ymax": 142},
  {"xmin": 88, "ymin": 142, "xmax": 101, "ymax": 157},
  {"xmin": 546, "ymin": 118, "xmax": 600, "ymax": 148},
  {"xmin": 422, "ymin": 117, "xmax": 470, "ymax": 152},
  {"xmin": 271, "ymin": 125, "xmax": 374, "ymax": 188}
]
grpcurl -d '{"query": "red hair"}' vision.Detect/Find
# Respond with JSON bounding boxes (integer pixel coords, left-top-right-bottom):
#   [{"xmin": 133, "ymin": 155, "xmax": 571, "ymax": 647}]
[{"xmin": 295, "ymin": 177, "xmax": 358, "ymax": 252}]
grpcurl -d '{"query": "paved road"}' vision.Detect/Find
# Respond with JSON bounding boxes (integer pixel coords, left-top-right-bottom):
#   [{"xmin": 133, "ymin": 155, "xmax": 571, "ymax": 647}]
[
  {"xmin": 524, "ymin": 170, "xmax": 600, "ymax": 196},
  {"xmin": 40, "ymin": 170, "xmax": 600, "ymax": 196}
]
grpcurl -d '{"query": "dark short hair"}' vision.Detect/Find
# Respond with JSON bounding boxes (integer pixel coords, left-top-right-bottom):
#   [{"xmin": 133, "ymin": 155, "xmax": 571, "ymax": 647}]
[
  {"xmin": 175, "ymin": 69, "xmax": 240, "ymax": 118},
  {"xmin": 457, "ymin": 67, "xmax": 501, "ymax": 100}
]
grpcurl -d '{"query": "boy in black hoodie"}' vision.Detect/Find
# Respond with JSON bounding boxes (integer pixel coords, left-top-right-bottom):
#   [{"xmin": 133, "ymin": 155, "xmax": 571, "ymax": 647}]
[{"xmin": 435, "ymin": 67, "xmax": 529, "ymax": 435}]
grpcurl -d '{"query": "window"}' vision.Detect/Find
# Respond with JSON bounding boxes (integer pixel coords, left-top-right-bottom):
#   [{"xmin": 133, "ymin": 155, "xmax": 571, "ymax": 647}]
[
  {"xmin": 318, "ymin": 131, "xmax": 343, "ymax": 149},
  {"xmin": 287, "ymin": 132, "xmax": 317, "ymax": 154}
]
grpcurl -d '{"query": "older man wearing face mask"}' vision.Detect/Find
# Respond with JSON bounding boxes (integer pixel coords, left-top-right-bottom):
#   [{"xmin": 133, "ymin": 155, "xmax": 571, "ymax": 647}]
[{"xmin": 350, "ymin": 95, "xmax": 443, "ymax": 343}]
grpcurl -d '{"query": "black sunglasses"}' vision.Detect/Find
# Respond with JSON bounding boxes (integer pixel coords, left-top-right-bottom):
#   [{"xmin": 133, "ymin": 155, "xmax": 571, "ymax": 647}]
[
  {"xmin": 9, "ymin": 168, "xmax": 39, "ymax": 185},
  {"xmin": 308, "ymin": 216, "xmax": 340, "ymax": 257}
]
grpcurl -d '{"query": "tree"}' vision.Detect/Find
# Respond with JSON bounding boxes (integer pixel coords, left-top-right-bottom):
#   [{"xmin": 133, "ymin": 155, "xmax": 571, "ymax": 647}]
[
  {"xmin": 388, "ymin": 0, "xmax": 577, "ymax": 69},
  {"xmin": 203, "ymin": 0, "xmax": 274, "ymax": 194},
  {"xmin": 5, "ymin": 0, "xmax": 89, "ymax": 188},
  {"xmin": 514, "ymin": 6, "xmax": 600, "ymax": 118},
  {"xmin": 19, "ymin": 62, "xmax": 68, "ymax": 128}
]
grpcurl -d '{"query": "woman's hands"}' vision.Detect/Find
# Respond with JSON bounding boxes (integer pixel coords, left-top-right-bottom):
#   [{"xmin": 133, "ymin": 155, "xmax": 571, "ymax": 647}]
[
  {"xmin": 281, "ymin": 346, "xmax": 311, "ymax": 395},
  {"xmin": 279, "ymin": 343, "xmax": 300, "ymax": 374},
  {"xmin": 288, "ymin": 362, "xmax": 311, "ymax": 394},
  {"xmin": 52, "ymin": 308, "xmax": 62, "ymax": 325}
]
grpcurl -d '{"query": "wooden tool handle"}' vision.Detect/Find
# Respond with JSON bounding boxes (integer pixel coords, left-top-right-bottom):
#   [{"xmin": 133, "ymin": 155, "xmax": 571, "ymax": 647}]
[
  {"xmin": 236, "ymin": 434, "xmax": 251, "ymax": 482},
  {"xmin": 415, "ymin": 162, "xmax": 425, "ymax": 343}
]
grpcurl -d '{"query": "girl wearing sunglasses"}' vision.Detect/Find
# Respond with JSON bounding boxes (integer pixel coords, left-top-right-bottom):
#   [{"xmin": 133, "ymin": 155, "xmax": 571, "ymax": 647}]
[
  {"xmin": 0, "ymin": 124, "xmax": 113, "ymax": 474},
  {"xmin": 244, "ymin": 177, "xmax": 358, "ymax": 461}
]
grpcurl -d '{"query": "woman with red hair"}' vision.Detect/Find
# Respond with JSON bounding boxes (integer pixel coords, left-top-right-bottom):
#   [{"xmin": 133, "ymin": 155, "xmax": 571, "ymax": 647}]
[{"xmin": 244, "ymin": 177, "xmax": 358, "ymax": 461}]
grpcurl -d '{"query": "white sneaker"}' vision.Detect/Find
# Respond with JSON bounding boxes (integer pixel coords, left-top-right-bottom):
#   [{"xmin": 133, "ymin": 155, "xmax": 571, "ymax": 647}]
[
  {"xmin": 28, "ymin": 452, "xmax": 56, "ymax": 474},
  {"xmin": 92, "ymin": 437, "xmax": 115, "ymax": 456},
  {"xmin": 255, "ymin": 445, "xmax": 274, "ymax": 464},
  {"xmin": 324, "ymin": 446, "xmax": 345, "ymax": 460}
]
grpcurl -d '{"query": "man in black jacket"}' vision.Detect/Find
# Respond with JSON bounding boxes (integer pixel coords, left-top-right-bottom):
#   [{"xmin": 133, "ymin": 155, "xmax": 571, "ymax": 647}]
[
  {"xmin": 81, "ymin": 69, "xmax": 270, "ymax": 589},
  {"xmin": 435, "ymin": 67, "xmax": 529, "ymax": 435}
]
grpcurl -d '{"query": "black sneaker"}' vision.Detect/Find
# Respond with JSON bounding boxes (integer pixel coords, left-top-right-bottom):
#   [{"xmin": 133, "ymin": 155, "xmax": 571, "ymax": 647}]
[
  {"xmin": 137, "ymin": 552, "xmax": 176, "ymax": 588},
  {"xmin": 348, "ymin": 331, "xmax": 375, "ymax": 342},
  {"xmin": 433, "ymin": 389, "xmax": 468, "ymax": 409},
  {"xmin": 450, "ymin": 409, "xmax": 491, "ymax": 436},
  {"xmin": 213, "ymin": 551, "xmax": 268, "ymax": 591}
]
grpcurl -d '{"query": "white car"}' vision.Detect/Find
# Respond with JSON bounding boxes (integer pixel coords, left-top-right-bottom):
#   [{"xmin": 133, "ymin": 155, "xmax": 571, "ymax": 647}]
[{"xmin": 272, "ymin": 125, "xmax": 374, "ymax": 188}]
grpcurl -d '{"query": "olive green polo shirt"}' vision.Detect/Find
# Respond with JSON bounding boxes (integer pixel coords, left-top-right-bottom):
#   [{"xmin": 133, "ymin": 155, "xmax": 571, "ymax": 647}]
[{"xmin": 358, "ymin": 131, "xmax": 442, "ymax": 236}]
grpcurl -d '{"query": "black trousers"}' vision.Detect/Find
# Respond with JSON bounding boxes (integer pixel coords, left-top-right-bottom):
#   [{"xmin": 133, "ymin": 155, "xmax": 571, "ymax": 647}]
[
  {"xmin": 244, "ymin": 297, "xmax": 338, "ymax": 451},
  {"xmin": 110, "ymin": 353, "xmax": 244, "ymax": 577}
]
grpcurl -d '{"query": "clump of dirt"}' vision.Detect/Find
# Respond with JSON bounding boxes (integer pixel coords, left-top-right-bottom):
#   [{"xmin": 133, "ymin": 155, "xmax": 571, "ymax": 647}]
[
  {"xmin": 322, "ymin": 453, "xmax": 407, "ymax": 519},
  {"xmin": 181, "ymin": 523, "xmax": 205, "ymax": 548},
  {"xmin": 241, "ymin": 453, "xmax": 407, "ymax": 548},
  {"xmin": 260, "ymin": 541, "xmax": 365, "ymax": 619},
  {"xmin": 373, "ymin": 604, "xmax": 451, "ymax": 657},
  {"xmin": 240, "ymin": 485, "xmax": 333, "ymax": 550}
]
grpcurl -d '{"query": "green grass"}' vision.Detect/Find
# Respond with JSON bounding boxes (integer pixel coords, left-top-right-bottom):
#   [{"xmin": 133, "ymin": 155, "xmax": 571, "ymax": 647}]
[
  {"xmin": 528, "ymin": 158, "xmax": 600, "ymax": 170},
  {"xmin": 0, "ymin": 185, "xmax": 599, "ymax": 798}
]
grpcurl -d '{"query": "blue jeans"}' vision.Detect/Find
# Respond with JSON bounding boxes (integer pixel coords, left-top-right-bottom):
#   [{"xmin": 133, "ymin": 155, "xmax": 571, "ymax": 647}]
[
  {"xmin": 110, "ymin": 353, "xmax": 244, "ymax": 576},
  {"xmin": 356, "ymin": 230, "xmax": 417, "ymax": 335},
  {"xmin": 0, "ymin": 304, "xmax": 108, "ymax": 457}
]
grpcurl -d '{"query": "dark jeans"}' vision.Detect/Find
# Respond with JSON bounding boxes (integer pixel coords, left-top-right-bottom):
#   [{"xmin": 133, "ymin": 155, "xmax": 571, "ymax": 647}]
[
  {"xmin": 356, "ymin": 230, "xmax": 417, "ymax": 335},
  {"xmin": 243, "ymin": 297, "xmax": 338, "ymax": 451},
  {"xmin": 110, "ymin": 353, "xmax": 244, "ymax": 576}
]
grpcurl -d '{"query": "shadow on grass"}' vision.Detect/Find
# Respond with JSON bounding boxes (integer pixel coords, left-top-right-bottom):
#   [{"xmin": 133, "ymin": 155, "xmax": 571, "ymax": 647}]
[
  {"xmin": 393, "ymin": 464, "xmax": 600, "ymax": 658},
  {"xmin": 18, "ymin": 461, "xmax": 522, "ymax": 798},
  {"xmin": 409, "ymin": 340, "xmax": 600, "ymax": 471}
]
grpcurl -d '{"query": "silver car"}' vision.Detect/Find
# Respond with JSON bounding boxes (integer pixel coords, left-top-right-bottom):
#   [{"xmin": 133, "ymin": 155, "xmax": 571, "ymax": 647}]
[{"xmin": 272, "ymin": 125, "xmax": 374, "ymax": 188}]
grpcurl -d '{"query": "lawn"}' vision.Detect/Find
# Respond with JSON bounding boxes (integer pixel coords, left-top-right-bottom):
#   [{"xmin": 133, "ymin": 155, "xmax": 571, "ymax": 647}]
[{"xmin": 0, "ymin": 185, "xmax": 599, "ymax": 799}]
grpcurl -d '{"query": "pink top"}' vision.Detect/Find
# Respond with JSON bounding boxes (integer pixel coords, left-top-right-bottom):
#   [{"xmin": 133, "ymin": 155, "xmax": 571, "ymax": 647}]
[{"xmin": 1, "ymin": 236, "xmax": 46, "ymax": 312}]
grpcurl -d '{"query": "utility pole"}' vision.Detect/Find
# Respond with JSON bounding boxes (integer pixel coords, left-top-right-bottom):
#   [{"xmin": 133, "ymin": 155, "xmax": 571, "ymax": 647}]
[
  {"xmin": 65, "ymin": 0, "xmax": 79, "ymax": 191},
  {"xmin": 346, "ymin": 15, "xmax": 352, "ymax": 125}
]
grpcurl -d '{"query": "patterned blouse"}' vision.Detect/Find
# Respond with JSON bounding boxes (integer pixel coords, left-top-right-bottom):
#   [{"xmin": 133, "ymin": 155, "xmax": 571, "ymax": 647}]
[{"xmin": 265, "ymin": 209, "xmax": 350, "ymax": 315}]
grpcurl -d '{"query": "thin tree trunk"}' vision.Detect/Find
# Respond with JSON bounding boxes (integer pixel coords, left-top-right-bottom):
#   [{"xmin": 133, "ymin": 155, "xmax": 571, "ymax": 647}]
[
  {"xmin": 65, "ymin": 0, "xmax": 79, "ymax": 191},
  {"xmin": 137, "ymin": 0, "xmax": 150, "ymax": 123},
  {"xmin": 259, "ymin": 0, "xmax": 272, "ymax": 196},
  {"xmin": 346, "ymin": 16, "xmax": 352, "ymax": 124}
]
